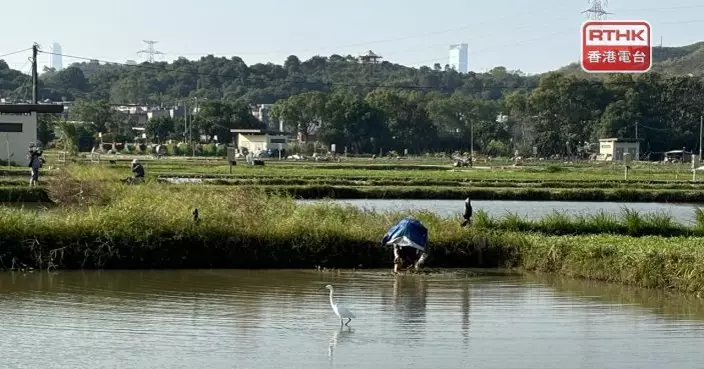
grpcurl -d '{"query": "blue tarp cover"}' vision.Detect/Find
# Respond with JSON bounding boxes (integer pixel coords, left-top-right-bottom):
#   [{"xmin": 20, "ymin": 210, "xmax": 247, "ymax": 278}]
[{"xmin": 381, "ymin": 217, "xmax": 428, "ymax": 252}]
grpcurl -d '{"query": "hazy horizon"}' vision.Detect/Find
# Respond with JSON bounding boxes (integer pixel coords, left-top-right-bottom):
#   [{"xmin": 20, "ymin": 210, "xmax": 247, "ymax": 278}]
[{"xmin": 2, "ymin": 0, "xmax": 703, "ymax": 75}]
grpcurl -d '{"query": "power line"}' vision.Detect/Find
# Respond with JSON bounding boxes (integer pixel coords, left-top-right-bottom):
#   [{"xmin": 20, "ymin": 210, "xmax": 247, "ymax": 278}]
[
  {"xmin": 160, "ymin": 4, "xmax": 578, "ymax": 58},
  {"xmin": 38, "ymin": 50, "xmax": 437, "ymax": 90},
  {"xmin": 404, "ymin": 17, "xmax": 704, "ymax": 68},
  {"xmin": 157, "ymin": 3, "xmax": 704, "ymax": 59},
  {"xmin": 37, "ymin": 49, "xmax": 704, "ymax": 94},
  {"xmin": 0, "ymin": 48, "xmax": 32, "ymax": 59}
]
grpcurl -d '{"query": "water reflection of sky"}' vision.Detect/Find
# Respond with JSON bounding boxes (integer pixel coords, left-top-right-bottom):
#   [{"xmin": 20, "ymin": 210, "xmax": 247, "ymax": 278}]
[{"xmin": 2, "ymin": 271, "xmax": 704, "ymax": 369}]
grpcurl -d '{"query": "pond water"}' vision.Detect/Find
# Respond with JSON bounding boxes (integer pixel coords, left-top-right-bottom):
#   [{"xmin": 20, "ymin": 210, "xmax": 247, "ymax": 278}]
[
  {"xmin": 1, "ymin": 270, "xmax": 703, "ymax": 369},
  {"xmin": 299, "ymin": 199, "xmax": 703, "ymax": 225}
]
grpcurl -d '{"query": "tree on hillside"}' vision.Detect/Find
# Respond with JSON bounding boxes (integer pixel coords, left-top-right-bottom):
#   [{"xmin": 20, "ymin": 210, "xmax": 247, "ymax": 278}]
[
  {"xmin": 194, "ymin": 100, "xmax": 262, "ymax": 143},
  {"xmin": 270, "ymin": 91, "xmax": 327, "ymax": 141},
  {"xmin": 145, "ymin": 116, "xmax": 175, "ymax": 144}
]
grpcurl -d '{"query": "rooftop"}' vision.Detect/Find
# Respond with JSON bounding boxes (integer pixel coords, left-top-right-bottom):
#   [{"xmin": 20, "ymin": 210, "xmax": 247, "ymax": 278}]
[{"xmin": 599, "ymin": 137, "xmax": 641, "ymax": 142}]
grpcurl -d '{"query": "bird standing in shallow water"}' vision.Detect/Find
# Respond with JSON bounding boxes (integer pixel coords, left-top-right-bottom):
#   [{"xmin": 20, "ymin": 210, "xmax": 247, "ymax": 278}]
[
  {"xmin": 325, "ymin": 284, "xmax": 355, "ymax": 327},
  {"xmin": 461, "ymin": 197, "xmax": 472, "ymax": 227}
]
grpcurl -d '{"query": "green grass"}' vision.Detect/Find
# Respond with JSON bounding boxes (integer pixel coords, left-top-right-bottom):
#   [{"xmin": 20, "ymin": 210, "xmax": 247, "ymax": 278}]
[
  {"xmin": 143, "ymin": 165, "xmax": 694, "ymax": 182},
  {"xmin": 56, "ymin": 152, "xmax": 700, "ymax": 183},
  {"xmin": 473, "ymin": 209, "xmax": 704, "ymax": 237},
  {"xmin": 4, "ymin": 162, "xmax": 704, "ymax": 204},
  {"xmin": 2, "ymin": 182, "xmax": 704, "ymax": 294},
  {"xmin": 149, "ymin": 176, "xmax": 704, "ymax": 190},
  {"xmin": 9, "ymin": 183, "xmax": 704, "ymax": 203}
]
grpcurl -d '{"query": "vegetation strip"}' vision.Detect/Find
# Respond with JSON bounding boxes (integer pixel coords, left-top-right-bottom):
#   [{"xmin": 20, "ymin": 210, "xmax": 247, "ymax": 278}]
[
  {"xmin": 5, "ymin": 183, "xmax": 704, "ymax": 203},
  {"xmin": 1, "ymin": 185, "xmax": 704, "ymax": 294}
]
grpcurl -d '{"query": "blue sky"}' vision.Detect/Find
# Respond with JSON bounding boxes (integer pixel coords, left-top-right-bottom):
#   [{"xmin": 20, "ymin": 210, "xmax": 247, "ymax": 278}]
[{"xmin": 1, "ymin": 0, "xmax": 702, "ymax": 75}]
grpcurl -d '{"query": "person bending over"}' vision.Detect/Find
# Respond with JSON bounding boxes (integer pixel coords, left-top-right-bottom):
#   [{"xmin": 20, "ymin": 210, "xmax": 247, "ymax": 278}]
[{"xmin": 393, "ymin": 245, "xmax": 429, "ymax": 273}]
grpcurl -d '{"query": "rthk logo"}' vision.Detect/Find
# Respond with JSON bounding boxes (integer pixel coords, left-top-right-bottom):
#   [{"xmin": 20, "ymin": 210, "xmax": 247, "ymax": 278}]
[{"xmin": 581, "ymin": 20, "xmax": 652, "ymax": 73}]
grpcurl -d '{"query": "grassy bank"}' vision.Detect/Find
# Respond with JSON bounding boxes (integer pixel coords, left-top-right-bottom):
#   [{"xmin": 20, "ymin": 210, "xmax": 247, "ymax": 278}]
[
  {"xmin": 155, "ymin": 176, "xmax": 704, "ymax": 190},
  {"xmin": 65, "ymin": 155, "xmax": 698, "ymax": 182},
  {"xmin": 0, "ymin": 186, "xmax": 52, "ymax": 202},
  {"xmin": 472, "ymin": 208, "xmax": 703, "ymax": 237},
  {"xmin": 1, "ymin": 182, "xmax": 704, "ymax": 294},
  {"xmin": 252, "ymin": 185, "xmax": 704, "ymax": 203},
  {"xmin": 8, "ymin": 183, "xmax": 704, "ymax": 203}
]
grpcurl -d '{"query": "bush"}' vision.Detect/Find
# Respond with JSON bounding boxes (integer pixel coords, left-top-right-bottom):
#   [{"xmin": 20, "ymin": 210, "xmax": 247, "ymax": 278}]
[{"xmin": 202, "ymin": 143, "xmax": 217, "ymax": 156}]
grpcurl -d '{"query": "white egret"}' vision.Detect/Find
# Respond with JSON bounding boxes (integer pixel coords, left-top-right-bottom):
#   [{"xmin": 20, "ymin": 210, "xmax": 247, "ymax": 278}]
[{"xmin": 325, "ymin": 284, "xmax": 355, "ymax": 327}]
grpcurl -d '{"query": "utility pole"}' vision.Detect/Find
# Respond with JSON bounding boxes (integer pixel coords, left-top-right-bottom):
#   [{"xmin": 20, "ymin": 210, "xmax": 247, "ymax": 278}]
[
  {"xmin": 635, "ymin": 121, "xmax": 638, "ymax": 141},
  {"xmin": 699, "ymin": 115, "xmax": 704, "ymax": 160},
  {"xmin": 470, "ymin": 118, "xmax": 474, "ymax": 164},
  {"xmin": 185, "ymin": 99, "xmax": 191, "ymax": 156},
  {"xmin": 192, "ymin": 97, "xmax": 198, "ymax": 157},
  {"xmin": 31, "ymin": 43, "xmax": 39, "ymax": 104}
]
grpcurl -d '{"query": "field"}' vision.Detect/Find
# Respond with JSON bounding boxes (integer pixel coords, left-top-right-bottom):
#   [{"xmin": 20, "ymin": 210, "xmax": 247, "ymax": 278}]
[
  {"xmin": 3, "ymin": 152, "xmax": 704, "ymax": 203},
  {"xmin": 1, "ymin": 157, "xmax": 704, "ymax": 294},
  {"xmin": 0, "ymin": 178, "xmax": 703, "ymax": 293}
]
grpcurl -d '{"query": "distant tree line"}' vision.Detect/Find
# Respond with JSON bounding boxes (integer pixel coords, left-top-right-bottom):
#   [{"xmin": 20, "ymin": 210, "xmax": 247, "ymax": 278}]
[{"xmin": 0, "ymin": 53, "xmax": 700, "ymax": 156}]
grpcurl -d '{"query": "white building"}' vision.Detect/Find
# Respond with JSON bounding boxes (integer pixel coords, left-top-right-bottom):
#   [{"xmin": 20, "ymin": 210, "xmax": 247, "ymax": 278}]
[
  {"xmin": 0, "ymin": 112, "xmax": 37, "ymax": 165},
  {"xmin": 0, "ymin": 104, "xmax": 64, "ymax": 165},
  {"xmin": 231, "ymin": 129, "xmax": 289, "ymax": 156},
  {"xmin": 598, "ymin": 138, "xmax": 640, "ymax": 161},
  {"xmin": 449, "ymin": 43, "xmax": 468, "ymax": 73},
  {"xmin": 50, "ymin": 42, "xmax": 63, "ymax": 71}
]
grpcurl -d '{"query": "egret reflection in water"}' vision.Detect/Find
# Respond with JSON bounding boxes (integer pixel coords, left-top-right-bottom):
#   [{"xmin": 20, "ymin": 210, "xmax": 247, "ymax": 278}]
[{"xmin": 328, "ymin": 326, "xmax": 354, "ymax": 360}]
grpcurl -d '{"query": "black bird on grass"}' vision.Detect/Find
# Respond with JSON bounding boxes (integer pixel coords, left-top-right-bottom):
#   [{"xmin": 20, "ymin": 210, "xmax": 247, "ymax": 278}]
[
  {"xmin": 192, "ymin": 208, "xmax": 200, "ymax": 222},
  {"xmin": 461, "ymin": 198, "xmax": 472, "ymax": 227}
]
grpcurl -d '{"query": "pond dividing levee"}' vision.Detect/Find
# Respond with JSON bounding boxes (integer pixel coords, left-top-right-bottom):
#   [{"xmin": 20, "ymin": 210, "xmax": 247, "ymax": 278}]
[
  {"xmin": 0, "ymin": 270, "xmax": 703, "ymax": 369},
  {"xmin": 298, "ymin": 199, "xmax": 703, "ymax": 225}
]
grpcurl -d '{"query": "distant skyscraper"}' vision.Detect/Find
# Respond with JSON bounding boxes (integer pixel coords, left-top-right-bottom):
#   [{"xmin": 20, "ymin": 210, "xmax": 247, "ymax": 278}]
[
  {"xmin": 50, "ymin": 42, "xmax": 63, "ymax": 70},
  {"xmin": 449, "ymin": 43, "xmax": 468, "ymax": 73}
]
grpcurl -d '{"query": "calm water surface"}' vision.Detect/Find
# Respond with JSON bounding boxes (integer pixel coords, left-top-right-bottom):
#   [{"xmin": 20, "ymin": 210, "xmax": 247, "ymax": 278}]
[
  {"xmin": 300, "ymin": 199, "xmax": 703, "ymax": 225},
  {"xmin": 1, "ymin": 270, "xmax": 704, "ymax": 368}
]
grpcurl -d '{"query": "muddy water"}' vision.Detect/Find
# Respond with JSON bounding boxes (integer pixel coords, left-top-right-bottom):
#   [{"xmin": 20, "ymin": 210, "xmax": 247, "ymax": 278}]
[{"xmin": 0, "ymin": 270, "xmax": 703, "ymax": 369}]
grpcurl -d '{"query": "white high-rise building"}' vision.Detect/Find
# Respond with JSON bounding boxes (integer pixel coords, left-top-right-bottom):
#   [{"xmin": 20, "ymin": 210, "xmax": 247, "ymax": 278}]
[
  {"xmin": 449, "ymin": 43, "xmax": 468, "ymax": 73},
  {"xmin": 50, "ymin": 42, "xmax": 63, "ymax": 70}
]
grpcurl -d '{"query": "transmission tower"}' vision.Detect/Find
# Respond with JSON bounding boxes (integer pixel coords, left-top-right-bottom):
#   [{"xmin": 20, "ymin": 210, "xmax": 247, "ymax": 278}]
[
  {"xmin": 582, "ymin": 0, "xmax": 611, "ymax": 20},
  {"xmin": 137, "ymin": 40, "xmax": 164, "ymax": 63}
]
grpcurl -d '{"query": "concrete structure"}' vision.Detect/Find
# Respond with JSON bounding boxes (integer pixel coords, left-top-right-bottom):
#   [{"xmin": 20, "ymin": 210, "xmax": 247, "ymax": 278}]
[
  {"xmin": 0, "ymin": 104, "xmax": 64, "ymax": 165},
  {"xmin": 147, "ymin": 110, "xmax": 171, "ymax": 120},
  {"xmin": 598, "ymin": 138, "xmax": 640, "ymax": 161},
  {"xmin": 231, "ymin": 129, "xmax": 291, "ymax": 155},
  {"xmin": 50, "ymin": 42, "xmax": 63, "ymax": 70},
  {"xmin": 449, "ymin": 43, "xmax": 468, "ymax": 73}
]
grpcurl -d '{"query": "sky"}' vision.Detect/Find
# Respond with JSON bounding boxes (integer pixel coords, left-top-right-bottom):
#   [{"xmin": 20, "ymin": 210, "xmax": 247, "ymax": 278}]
[{"xmin": 1, "ymin": 0, "xmax": 703, "ymax": 75}]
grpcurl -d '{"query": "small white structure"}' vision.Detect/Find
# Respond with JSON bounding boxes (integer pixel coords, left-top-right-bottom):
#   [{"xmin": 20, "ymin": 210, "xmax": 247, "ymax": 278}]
[
  {"xmin": 0, "ymin": 104, "xmax": 63, "ymax": 165},
  {"xmin": 231, "ymin": 128, "xmax": 290, "ymax": 156},
  {"xmin": 598, "ymin": 138, "xmax": 640, "ymax": 161},
  {"xmin": 0, "ymin": 112, "xmax": 37, "ymax": 165}
]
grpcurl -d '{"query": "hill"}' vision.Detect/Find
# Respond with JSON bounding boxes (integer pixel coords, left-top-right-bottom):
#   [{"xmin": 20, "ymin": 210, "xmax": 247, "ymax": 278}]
[
  {"xmin": 558, "ymin": 42, "xmax": 704, "ymax": 77},
  {"xmin": 0, "ymin": 54, "xmax": 539, "ymax": 105},
  {"xmin": 0, "ymin": 41, "xmax": 702, "ymax": 106}
]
